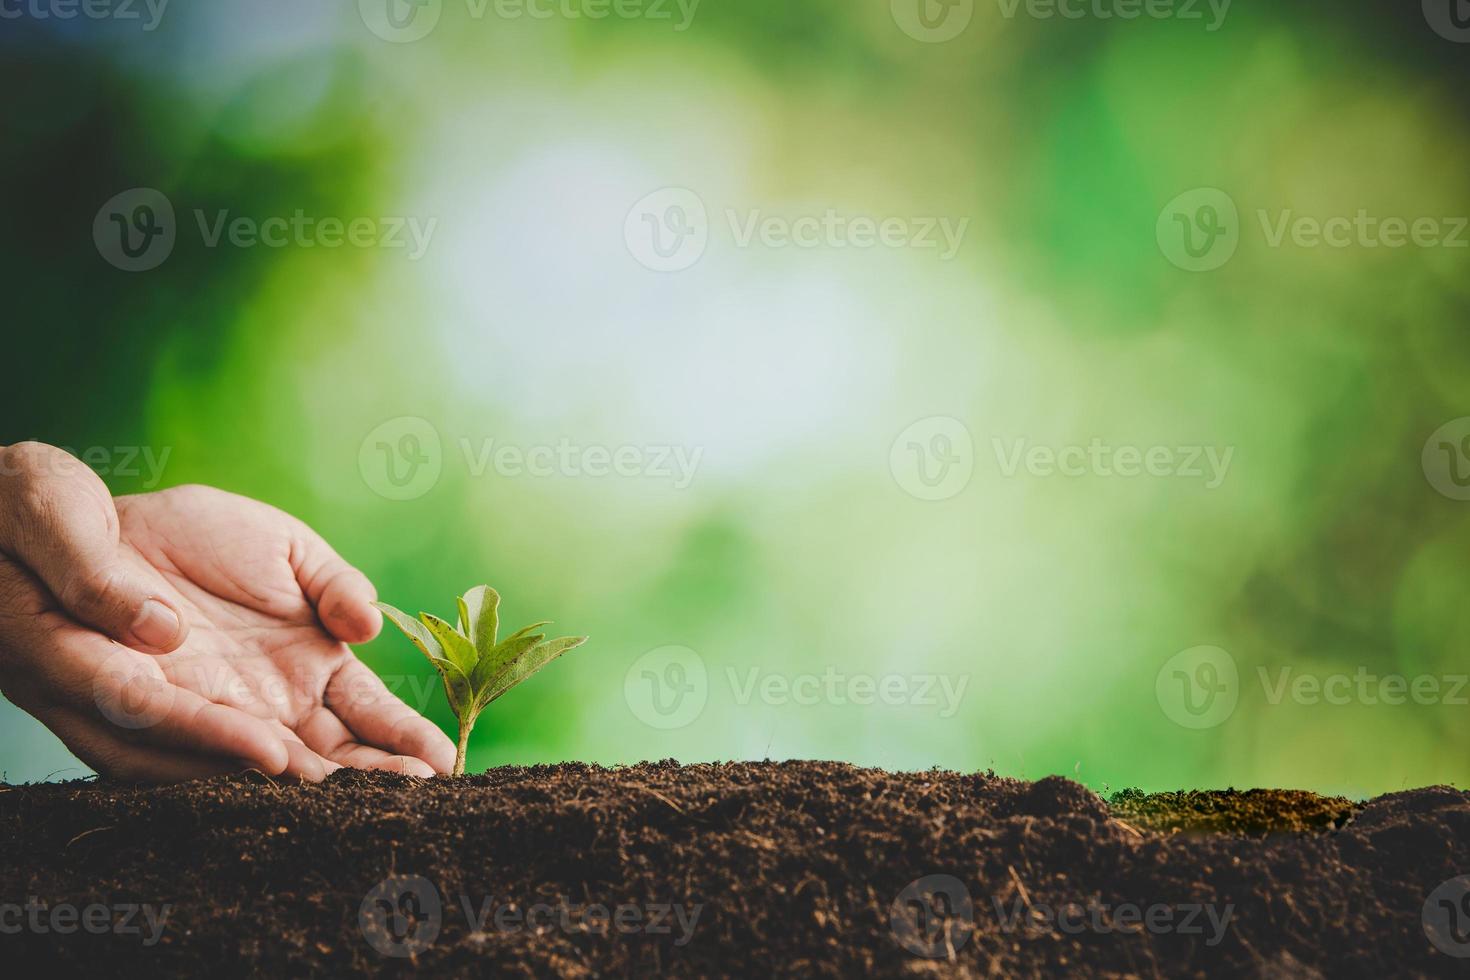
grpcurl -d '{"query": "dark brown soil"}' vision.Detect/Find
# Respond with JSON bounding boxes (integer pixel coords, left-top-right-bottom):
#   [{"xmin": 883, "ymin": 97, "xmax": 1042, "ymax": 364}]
[{"xmin": 2, "ymin": 761, "xmax": 1469, "ymax": 977}]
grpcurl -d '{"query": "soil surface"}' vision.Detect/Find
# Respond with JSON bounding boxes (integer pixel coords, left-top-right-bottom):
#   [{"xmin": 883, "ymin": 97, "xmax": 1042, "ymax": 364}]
[{"xmin": 2, "ymin": 761, "xmax": 1469, "ymax": 977}]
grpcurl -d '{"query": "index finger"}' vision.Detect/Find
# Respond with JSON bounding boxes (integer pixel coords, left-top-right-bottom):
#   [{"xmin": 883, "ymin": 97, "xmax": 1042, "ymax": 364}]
[{"xmin": 325, "ymin": 656, "xmax": 456, "ymax": 775}]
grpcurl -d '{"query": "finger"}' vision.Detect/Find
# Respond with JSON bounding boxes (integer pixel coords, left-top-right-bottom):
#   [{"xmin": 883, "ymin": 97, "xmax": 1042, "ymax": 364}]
[
  {"xmin": 296, "ymin": 705, "xmax": 436, "ymax": 778},
  {"xmin": 267, "ymin": 721, "xmax": 341, "ymax": 783},
  {"xmin": 329, "ymin": 744, "xmax": 436, "ymax": 778},
  {"xmin": 40, "ymin": 708, "xmax": 254, "ymax": 784},
  {"xmin": 0, "ymin": 442, "xmax": 188, "ymax": 653},
  {"xmin": 281, "ymin": 735, "xmax": 338, "ymax": 783},
  {"xmin": 327, "ymin": 657, "xmax": 456, "ymax": 774},
  {"xmin": 287, "ymin": 520, "xmax": 381, "ymax": 644}
]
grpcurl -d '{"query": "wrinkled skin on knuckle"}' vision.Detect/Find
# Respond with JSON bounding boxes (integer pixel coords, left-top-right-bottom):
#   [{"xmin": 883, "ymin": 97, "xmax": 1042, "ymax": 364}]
[
  {"xmin": 0, "ymin": 441, "xmax": 59, "ymax": 482},
  {"xmin": 0, "ymin": 442, "xmax": 87, "ymax": 493},
  {"xmin": 56, "ymin": 563, "xmax": 131, "ymax": 622},
  {"xmin": 0, "ymin": 447, "xmax": 60, "ymax": 529},
  {"xmin": 0, "ymin": 442, "xmax": 115, "ymax": 548}
]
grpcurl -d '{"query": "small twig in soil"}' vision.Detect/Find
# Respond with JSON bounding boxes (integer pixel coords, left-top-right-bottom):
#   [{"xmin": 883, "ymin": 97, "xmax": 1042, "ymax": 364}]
[
  {"xmin": 1007, "ymin": 864, "xmax": 1033, "ymax": 910},
  {"xmin": 65, "ymin": 826, "xmax": 116, "ymax": 850},
  {"xmin": 738, "ymin": 830, "xmax": 778, "ymax": 851},
  {"xmin": 631, "ymin": 784, "xmax": 685, "ymax": 814},
  {"xmin": 1113, "ymin": 818, "xmax": 1144, "ymax": 838},
  {"xmin": 242, "ymin": 769, "xmax": 283, "ymax": 795}
]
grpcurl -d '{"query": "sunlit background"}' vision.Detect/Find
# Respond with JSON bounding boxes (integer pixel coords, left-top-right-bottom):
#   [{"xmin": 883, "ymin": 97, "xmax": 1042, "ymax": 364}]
[{"xmin": 3, "ymin": 0, "xmax": 1469, "ymax": 796}]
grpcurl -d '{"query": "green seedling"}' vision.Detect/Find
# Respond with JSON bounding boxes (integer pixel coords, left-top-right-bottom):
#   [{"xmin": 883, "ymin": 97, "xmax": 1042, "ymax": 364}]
[{"xmin": 374, "ymin": 586, "xmax": 587, "ymax": 775}]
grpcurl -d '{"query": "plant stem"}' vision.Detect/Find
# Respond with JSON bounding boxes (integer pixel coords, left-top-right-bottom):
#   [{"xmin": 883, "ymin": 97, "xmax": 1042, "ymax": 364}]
[{"xmin": 454, "ymin": 720, "xmax": 471, "ymax": 777}]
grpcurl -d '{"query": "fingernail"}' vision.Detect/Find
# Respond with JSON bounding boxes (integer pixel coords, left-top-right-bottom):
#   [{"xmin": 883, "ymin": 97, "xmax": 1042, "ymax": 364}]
[{"xmin": 131, "ymin": 598, "xmax": 181, "ymax": 649}]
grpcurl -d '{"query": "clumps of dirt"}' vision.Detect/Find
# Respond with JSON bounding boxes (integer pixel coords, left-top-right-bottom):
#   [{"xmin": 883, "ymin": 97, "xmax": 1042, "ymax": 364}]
[
  {"xmin": 1108, "ymin": 787, "xmax": 1358, "ymax": 836},
  {"xmin": 1, "ymin": 762, "xmax": 1468, "ymax": 978}
]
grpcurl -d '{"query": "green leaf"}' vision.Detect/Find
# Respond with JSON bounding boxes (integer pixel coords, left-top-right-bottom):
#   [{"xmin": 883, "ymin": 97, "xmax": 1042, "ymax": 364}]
[
  {"xmin": 461, "ymin": 585, "xmax": 501, "ymax": 657},
  {"xmin": 373, "ymin": 602, "xmax": 444, "ymax": 663},
  {"xmin": 479, "ymin": 635, "xmax": 587, "ymax": 709},
  {"xmin": 502, "ymin": 620, "xmax": 550, "ymax": 644},
  {"xmin": 470, "ymin": 631, "xmax": 543, "ymax": 693},
  {"xmin": 420, "ymin": 613, "xmax": 476, "ymax": 674},
  {"xmin": 429, "ymin": 656, "xmax": 475, "ymax": 715}
]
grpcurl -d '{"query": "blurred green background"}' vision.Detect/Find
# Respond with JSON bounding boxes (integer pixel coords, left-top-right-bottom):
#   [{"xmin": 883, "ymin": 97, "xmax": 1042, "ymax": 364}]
[{"xmin": 3, "ymin": 0, "xmax": 1469, "ymax": 796}]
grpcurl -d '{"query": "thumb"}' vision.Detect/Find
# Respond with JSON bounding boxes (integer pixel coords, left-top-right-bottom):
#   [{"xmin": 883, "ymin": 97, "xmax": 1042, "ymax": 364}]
[{"xmin": 0, "ymin": 442, "xmax": 189, "ymax": 653}]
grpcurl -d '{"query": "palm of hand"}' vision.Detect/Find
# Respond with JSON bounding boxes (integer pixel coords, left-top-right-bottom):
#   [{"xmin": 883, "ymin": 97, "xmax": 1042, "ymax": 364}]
[{"xmin": 93, "ymin": 487, "xmax": 450, "ymax": 779}]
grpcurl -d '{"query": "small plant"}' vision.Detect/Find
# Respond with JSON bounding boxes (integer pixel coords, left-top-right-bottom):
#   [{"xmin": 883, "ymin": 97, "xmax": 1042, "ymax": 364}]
[{"xmin": 374, "ymin": 586, "xmax": 587, "ymax": 776}]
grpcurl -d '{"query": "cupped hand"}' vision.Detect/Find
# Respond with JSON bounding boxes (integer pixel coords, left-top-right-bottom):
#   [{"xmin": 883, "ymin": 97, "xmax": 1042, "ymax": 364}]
[{"xmin": 0, "ymin": 442, "xmax": 454, "ymax": 783}]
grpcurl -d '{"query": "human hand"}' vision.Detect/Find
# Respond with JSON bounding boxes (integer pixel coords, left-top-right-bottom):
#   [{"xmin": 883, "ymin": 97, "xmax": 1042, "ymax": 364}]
[{"xmin": 0, "ymin": 442, "xmax": 454, "ymax": 782}]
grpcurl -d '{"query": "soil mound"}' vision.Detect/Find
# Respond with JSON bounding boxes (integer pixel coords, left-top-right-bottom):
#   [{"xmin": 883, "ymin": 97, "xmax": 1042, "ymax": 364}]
[{"xmin": 2, "ymin": 761, "xmax": 1467, "ymax": 977}]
